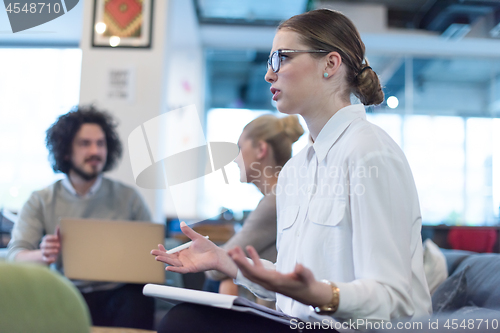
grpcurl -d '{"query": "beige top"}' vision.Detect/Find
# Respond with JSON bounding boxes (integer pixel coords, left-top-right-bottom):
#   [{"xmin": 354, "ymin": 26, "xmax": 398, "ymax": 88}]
[{"xmin": 205, "ymin": 193, "xmax": 277, "ymax": 281}]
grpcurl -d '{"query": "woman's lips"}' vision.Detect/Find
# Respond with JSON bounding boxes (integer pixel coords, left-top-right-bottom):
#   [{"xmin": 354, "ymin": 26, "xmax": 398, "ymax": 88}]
[{"xmin": 270, "ymin": 87, "xmax": 281, "ymax": 101}]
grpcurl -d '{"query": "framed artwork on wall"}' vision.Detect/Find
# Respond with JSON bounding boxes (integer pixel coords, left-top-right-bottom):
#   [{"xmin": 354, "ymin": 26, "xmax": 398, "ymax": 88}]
[{"xmin": 92, "ymin": 0, "xmax": 153, "ymax": 48}]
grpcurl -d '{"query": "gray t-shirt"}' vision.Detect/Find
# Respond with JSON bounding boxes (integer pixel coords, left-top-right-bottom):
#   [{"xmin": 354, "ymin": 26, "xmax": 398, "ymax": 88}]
[{"xmin": 7, "ymin": 177, "xmax": 152, "ymax": 292}]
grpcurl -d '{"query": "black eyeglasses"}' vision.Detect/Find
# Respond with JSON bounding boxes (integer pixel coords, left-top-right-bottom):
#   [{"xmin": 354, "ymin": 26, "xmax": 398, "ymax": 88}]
[{"xmin": 267, "ymin": 49, "xmax": 329, "ymax": 73}]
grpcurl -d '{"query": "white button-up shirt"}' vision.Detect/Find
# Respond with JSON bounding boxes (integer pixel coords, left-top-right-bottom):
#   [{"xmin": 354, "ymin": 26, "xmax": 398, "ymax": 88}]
[{"xmin": 235, "ymin": 104, "xmax": 432, "ymax": 322}]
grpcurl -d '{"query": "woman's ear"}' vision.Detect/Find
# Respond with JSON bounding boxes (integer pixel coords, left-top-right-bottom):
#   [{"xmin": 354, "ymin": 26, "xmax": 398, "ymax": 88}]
[
  {"xmin": 255, "ymin": 140, "xmax": 268, "ymax": 160},
  {"xmin": 324, "ymin": 51, "xmax": 342, "ymax": 78}
]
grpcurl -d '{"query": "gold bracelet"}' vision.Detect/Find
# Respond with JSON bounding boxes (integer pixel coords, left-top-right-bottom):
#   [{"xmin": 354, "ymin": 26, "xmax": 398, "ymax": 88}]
[{"xmin": 314, "ymin": 280, "xmax": 339, "ymax": 315}]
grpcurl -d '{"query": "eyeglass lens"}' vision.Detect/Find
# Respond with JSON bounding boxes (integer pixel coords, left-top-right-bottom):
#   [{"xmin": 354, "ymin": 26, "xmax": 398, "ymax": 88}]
[{"xmin": 267, "ymin": 51, "xmax": 280, "ymax": 73}]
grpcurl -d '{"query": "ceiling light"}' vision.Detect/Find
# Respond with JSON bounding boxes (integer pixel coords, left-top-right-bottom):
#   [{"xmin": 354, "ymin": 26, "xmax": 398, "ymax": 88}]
[{"xmin": 387, "ymin": 96, "xmax": 399, "ymax": 109}]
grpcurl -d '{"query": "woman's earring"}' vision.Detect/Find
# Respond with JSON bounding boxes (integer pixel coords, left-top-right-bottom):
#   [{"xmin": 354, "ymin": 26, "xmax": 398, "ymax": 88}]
[{"xmin": 323, "ymin": 72, "xmax": 329, "ymax": 78}]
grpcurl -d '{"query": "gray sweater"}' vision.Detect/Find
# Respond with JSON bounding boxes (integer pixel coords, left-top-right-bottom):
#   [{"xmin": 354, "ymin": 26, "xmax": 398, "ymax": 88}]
[
  {"xmin": 7, "ymin": 177, "xmax": 152, "ymax": 291},
  {"xmin": 205, "ymin": 193, "xmax": 277, "ymax": 281}
]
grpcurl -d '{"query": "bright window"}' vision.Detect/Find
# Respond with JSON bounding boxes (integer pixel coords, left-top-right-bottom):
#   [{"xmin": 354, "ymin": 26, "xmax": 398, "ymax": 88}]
[
  {"xmin": 404, "ymin": 116, "xmax": 465, "ymax": 224},
  {"xmin": 371, "ymin": 113, "xmax": 500, "ymax": 226},
  {"xmin": 465, "ymin": 118, "xmax": 494, "ymax": 224},
  {"xmin": 0, "ymin": 49, "xmax": 82, "ymax": 211}
]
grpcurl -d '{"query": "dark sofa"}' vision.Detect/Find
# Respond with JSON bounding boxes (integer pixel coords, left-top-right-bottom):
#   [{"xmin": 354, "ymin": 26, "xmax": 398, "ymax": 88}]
[{"xmin": 370, "ymin": 249, "xmax": 500, "ymax": 332}]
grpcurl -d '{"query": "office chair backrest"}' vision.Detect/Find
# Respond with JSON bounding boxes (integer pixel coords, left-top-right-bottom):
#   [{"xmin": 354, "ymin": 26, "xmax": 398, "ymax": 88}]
[
  {"xmin": 0, "ymin": 262, "xmax": 91, "ymax": 333},
  {"xmin": 448, "ymin": 227, "xmax": 498, "ymax": 253}
]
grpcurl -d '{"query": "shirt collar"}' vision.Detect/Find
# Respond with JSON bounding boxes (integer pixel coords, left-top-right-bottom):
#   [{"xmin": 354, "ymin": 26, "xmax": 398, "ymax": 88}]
[
  {"xmin": 312, "ymin": 104, "xmax": 366, "ymax": 163},
  {"xmin": 62, "ymin": 175, "xmax": 103, "ymax": 199}
]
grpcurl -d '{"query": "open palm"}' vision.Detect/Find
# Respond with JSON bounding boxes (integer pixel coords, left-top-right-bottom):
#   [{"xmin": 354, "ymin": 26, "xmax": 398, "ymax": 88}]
[
  {"xmin": 151, "ymin": 221, "xmax": 237, "ymax": 278},
  {"xmin": 228, "ymin": 245, "xmax": 331, "ymax": 307}
]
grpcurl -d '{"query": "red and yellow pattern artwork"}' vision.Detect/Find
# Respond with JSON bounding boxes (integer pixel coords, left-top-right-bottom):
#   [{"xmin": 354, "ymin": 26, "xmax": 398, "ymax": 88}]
[{"xmin": 103, "ymin": 0, "xmax": 143, "ymax": 38}]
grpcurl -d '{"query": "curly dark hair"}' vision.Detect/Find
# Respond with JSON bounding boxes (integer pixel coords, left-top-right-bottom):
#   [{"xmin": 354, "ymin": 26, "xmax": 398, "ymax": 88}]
[{"xmin": 45, "ymin": 105, "xmax": 122, "ymax": 174}]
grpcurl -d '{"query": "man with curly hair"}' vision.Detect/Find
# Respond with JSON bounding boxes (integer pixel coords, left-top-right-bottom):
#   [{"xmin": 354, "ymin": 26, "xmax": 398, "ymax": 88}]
[{"xmin": 7, "ymin": 106, "xmax": 155, "ymax": 330}]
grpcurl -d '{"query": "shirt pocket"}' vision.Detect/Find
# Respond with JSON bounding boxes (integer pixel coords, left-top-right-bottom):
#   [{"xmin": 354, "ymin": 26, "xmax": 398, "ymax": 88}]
[
  {"xmin": 279, "ymin": 205, "xmax": 300, "ymax": 232},
  {"xmin": 308, "ymin": 198, "xmax": 346, "ymax": 227},
  {"xmin": 277, "ymin": 205, "xmax": 300, "ymax": 249}
]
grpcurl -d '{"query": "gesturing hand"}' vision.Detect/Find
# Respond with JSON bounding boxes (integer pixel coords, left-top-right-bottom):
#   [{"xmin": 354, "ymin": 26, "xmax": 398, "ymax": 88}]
[
  {"xmin": 228, "ymin": 245, "xmax": 332, "ymax": 307},
  {"xmin": 151, "ymin": 222, "xmax": 238, "ymax": 278},
  {"xmin": 40, "ymin": 226, "xmax": 60, "ymax": 264}
]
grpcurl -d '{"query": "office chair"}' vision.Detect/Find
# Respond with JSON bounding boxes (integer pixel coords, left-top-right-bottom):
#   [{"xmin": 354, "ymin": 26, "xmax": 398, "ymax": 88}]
[
  {"xmin": 448, "ymin": 227, "xmax": 498, "ymax": 253},
  {"xmin": 0, "ymin": 262, "xmax": 91, "ymax": 333}
]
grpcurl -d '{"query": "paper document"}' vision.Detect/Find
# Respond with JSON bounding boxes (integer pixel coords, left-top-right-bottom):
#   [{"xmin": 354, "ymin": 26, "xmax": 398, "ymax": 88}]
[
  {"xmin": 143, "ymin": 284, "xmax": 293, "ymax": 325},
  {"xmin": 143, "ymin": 284, "xmax": 355, "ymax": 332}
]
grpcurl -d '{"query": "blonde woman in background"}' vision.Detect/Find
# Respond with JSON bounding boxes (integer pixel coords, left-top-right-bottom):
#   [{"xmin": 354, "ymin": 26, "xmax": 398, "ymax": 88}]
[{"xmin": 205, "ymin": 114, "xmax": 304, "ymax": 303}]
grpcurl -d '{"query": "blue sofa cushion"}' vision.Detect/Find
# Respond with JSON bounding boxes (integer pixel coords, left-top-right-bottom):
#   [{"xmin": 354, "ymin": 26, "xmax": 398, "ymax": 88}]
[
  {"xmin": 440, "ymin": 248, "xmax": 474, "ymax": 275},
  {"xmin": 432, "ymin": 265, "xmax": 469, "ymax": 313},
  {"xmin": 453, "ymin": 305, "xmax": 500, "ymax": 318},
  {"xmin": 368, "ymin": 308, "xmax": 500, "ymax": 333},
  {"xmin": 455, "ymin": 254, "xmax": 500, "ymax": 310}
]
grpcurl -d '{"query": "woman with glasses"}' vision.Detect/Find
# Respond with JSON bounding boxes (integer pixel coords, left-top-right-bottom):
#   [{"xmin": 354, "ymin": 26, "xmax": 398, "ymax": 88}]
[{"xmin": 152, "ymin": 9, "xmax": 432, "ymax": 332}]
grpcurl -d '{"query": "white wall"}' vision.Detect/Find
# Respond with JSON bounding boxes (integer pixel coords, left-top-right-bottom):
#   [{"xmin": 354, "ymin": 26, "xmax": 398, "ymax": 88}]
[{"xmin": 78, "ymin": 0, "xmax": 171, "ymax": 222}]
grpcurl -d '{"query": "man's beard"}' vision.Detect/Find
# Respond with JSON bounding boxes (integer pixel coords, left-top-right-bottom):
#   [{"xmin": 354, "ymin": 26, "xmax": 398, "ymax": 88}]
[{"xmin": 70, "ymin": 161, "xmax": 102, "ymax": 181}]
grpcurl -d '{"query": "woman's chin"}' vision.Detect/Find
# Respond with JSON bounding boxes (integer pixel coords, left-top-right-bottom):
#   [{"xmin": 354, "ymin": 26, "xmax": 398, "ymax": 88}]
[{"xmin": 276, "ymin": 101, "xmax": 297, "ymax": 115}]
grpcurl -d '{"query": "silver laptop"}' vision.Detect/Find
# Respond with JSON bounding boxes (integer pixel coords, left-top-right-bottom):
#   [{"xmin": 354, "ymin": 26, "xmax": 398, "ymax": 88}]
[{"xmin": 60, "ymin": 218, "xmax": 165, "ymax": 284}]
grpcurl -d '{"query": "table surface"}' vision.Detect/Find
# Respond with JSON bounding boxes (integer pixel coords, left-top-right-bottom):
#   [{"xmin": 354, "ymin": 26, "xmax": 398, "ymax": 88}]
[{"xmin": 91, "ymin": 327, "xmax": 156, "ymax": 333}]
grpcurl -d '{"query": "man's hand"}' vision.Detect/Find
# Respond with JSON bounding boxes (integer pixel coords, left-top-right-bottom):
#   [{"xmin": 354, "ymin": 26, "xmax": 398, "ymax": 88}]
[
  {"xmin": 228, "ymin": 245, "xmax": 333, "ymax": 307},
  {"xmin": 40, "ymin": 226, "xmax": 60, "ymax": 264},
  {"xmin": 151, "ymin": 222, "xmax": 238, "ymax": 278}
]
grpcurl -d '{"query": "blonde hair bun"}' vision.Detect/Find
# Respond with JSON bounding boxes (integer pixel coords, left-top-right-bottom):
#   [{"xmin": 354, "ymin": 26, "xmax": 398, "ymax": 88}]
[
  {"xmin": 279, "ymin": 115, "xmax": 305, "ymax": 143},
  {"xmin": 243, "ymin": 114, "xmax": 304, "ymax": 167}
]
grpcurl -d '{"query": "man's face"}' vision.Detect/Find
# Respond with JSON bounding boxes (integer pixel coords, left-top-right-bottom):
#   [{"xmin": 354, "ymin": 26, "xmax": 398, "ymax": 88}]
[{"xmin": 69, "ymin": 123, "xmax": 107, "ymax": 180}]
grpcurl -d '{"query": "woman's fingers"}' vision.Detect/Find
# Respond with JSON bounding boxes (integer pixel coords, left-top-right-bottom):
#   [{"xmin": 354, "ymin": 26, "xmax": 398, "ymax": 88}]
[
  {"xmin": 150, "ymin": 244, "xmax": 169, "ymax": 257},
  {"xmin": 293, "ymin": 263, "xmax": 315, "ymax": 284},
  {"xmin": 228, "ymin": 246, "xmax": 272, "ymax": 287},
  {"xmin": 166, "ymin": 266, "xmax": 192, "ymax": 274},
  {"xmin": 179, "ymin": 221, "xmax": 204, "ymax": 241},
  {"xmin": 151, "ymin": 244, "xmax": 184, "ymax": 267},
  {"xmin": 245, "ymin": 246, "xmax": 264, "ymax": 268},
  {"xmin": 150, "ymin": 250, "xmax": 165, "ymax": 257},
  {"xmin": 227, "ymin": 246, "xmax": 247, "ymax": 265},
  {"xmin": 154, "ymin": 254, "xmax": 183, "ymax": 267},
  {"xmin": 228, "ymin": 247, "xmax": 252, "ymax": 273}
]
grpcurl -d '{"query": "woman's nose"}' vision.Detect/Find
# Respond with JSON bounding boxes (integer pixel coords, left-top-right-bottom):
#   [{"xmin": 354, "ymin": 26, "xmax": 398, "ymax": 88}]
[{"xmin": 265, "ymin": 67, "xmax": 277, "ymax": 83}]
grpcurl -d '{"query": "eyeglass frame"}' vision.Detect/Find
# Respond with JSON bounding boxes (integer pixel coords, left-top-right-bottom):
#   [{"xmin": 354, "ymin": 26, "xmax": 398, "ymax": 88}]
[{"xmin": 267, "ymin": 49, "xmax": 330, "ymax": 73}]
